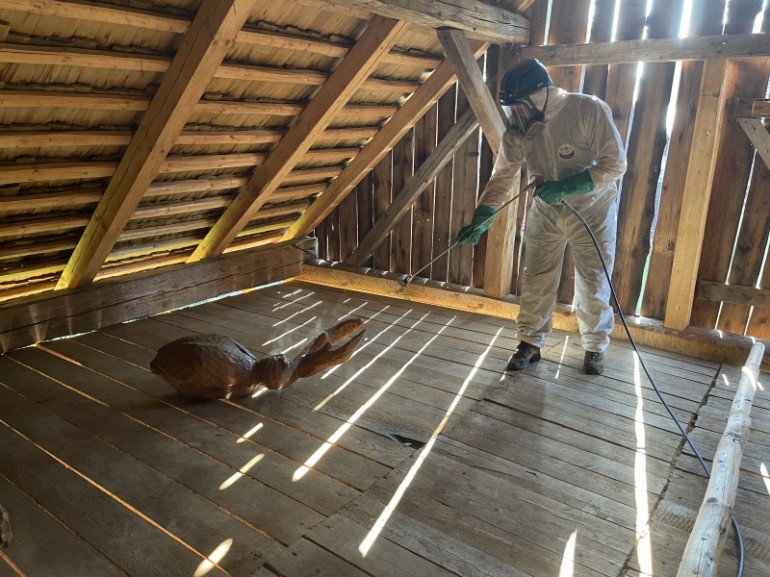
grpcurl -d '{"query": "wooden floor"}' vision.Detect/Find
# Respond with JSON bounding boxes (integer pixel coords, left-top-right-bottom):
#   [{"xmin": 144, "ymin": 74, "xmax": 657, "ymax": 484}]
[{"xmin": 1, "ymin": 280, "xmax": 769, "ymax": 577}]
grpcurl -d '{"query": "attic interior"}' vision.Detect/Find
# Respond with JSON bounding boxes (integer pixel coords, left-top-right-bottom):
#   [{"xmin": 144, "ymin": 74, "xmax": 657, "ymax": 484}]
[{"xmin": 0, "ymin": 0, "xmax": 769, "ymax": 576}]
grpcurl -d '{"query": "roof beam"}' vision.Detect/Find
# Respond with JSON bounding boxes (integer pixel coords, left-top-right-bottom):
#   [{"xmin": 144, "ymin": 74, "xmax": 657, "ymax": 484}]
[
  {"xmin": 189, "ymin": 16, "xmax": 408, "ymax": 261},
  {"xmin": 283, "ymin": 41, "xmax": 489, "ymax": 241},
  {"xmin": 56, "ymin": 0, "xmax": 256, "ymax": 289},
  {"xmin": 437, "ymin": 27, "xmax": 506, "ymax": 154},
  {"xmin": 298, "ymin": 0, "xmax": 529, "ymax": 43},
  {"xmin": 519, "ymin": 32, "xmax": 770, "ymax": 66}
]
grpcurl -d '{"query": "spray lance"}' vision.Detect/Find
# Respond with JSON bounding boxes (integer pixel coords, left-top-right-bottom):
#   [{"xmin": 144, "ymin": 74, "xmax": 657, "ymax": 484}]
[{"xmin": 398, "ymin": 180, "xmax": 538, "ymax": 287}]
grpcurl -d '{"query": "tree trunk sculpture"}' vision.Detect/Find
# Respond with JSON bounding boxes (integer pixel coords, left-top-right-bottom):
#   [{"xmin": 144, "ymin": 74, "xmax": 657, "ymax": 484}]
[{"xmin": 150, "ymin": 318, "xmax": 365, "ymax": 399}]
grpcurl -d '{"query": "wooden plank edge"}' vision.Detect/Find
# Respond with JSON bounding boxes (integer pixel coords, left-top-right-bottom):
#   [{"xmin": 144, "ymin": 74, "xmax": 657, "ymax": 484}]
[
  {"xmin": 298, "ymin": 262, "xmax": 770, "ymax": 372},
  {"xmin": 0, "ymin": 238, "xmax": 315, "ymax": 353}
]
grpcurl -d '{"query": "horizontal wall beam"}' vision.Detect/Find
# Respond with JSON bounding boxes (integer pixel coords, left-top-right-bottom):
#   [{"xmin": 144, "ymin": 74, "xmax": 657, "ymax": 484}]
[
  {"xmin": 299, "ymin": 263, "xmax": 770, "ymax": 371},
  {"xmin": 0, "ymin": 238, "xmax": 314, "ymax": 353},
  {"xmin": 519, "ymin": 33, "xmax": 770, "ymax": 66}
]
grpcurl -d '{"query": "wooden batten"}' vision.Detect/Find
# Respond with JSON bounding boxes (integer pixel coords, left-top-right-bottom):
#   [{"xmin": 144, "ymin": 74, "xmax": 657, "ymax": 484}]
[{"xmin": 0, "ymin": 238, "xmax": 314, "ymax": 354}]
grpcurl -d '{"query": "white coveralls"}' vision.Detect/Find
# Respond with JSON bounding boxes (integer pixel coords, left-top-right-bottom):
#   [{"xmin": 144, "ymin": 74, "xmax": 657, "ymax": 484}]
[{"xmin": 478, "ymin": 88, "xmax": 627, "ymax": 352}]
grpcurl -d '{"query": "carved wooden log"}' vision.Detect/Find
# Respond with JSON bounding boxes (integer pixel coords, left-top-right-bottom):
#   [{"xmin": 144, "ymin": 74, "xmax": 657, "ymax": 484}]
[{"xmin": 150, "ymin": 318, "xmax": 365, "ymax": 399}]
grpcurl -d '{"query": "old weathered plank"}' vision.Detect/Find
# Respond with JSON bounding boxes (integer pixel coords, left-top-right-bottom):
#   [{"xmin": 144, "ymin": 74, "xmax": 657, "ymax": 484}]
[
  {"xmin": 665, "ymin": 58, "xmax": 729, "ymax": 330},
  {"xmin": 612, "ymin": 0, "xmax": 684, "ymax": 315},
  {"xmin": 0, "ymin": 239, "xmax": 310, "ymax": 354},
  {"xmin": 642, "ymin": 0, "xmax": 728, "ymax": 320},
  {"xmin": 689, "ymin": 6, "xmax": 770, "ymax": 330},
  {"xmin": 0, "ymin": 474, "xmax": 126, "ymax": 577},
  {"xmin": 410, "ymin": 106, "xmax": 437, "ymax": 281},
  {"xmin": 392, "ymin": 128, "xmax": 414, "ymax": 277},
  {"xmin": 0, "ymin": 386, "xmax": 233, "ymax": 577},
  {"xmin": 448, "ymin": 88, "xmax": 479, "ymax": 287},
  {"xmin": 430, "ymin": 86, "xmax": 457, "ymax": 282}
]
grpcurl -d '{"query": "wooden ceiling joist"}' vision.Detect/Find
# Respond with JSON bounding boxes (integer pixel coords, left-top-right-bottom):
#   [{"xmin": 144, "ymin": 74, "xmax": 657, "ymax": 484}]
[
  {"xmin": 0, "ymin": 127, "xmax": 377, "ymax": 149},
  {"xmin": 519, "ymin": 32, "xmax": 770, "ymax": 66},
  {"xmin": 296, "ymin": 0, "xmax": 530, "ymax": 43},
  {"xmin": 189, "ymin": 15, "xmax": 408, "ymax": 261},
  {"xmin": 0, "ymin": 149, "xmax": 354, "ymax": 186},
  {"xmin": 283, "ymin": 41, "xmax": 489, "ymax": 240},
  {"xmin": 55, "ymin": 0, "xmax": 256, "ymax": 290}
]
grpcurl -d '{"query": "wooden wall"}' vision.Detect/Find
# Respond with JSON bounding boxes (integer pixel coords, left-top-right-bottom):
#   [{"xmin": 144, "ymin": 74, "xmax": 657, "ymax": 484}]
[{"xmin": 315, "ymin": 0, "xmax": 770, "ymax": 342}]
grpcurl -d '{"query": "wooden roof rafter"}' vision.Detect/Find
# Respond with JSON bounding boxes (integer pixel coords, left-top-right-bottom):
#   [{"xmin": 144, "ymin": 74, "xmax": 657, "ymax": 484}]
[
  {"xmin": 55, "ymin": 0, "xmax": 257, "ymax": 290},
  {"xmin": 188, "ymin": 15, "xmax": 409, "ymax": 261}
]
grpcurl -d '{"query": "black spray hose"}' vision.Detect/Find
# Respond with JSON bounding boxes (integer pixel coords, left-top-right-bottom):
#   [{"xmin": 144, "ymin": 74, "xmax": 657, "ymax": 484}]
[
  {"xmin": 561, "ymin": 199, "xmax": 745, "ymax": 577},
  {"xmin": 398, "ymin": 181, "xmax": 539, "ymax": 287}
]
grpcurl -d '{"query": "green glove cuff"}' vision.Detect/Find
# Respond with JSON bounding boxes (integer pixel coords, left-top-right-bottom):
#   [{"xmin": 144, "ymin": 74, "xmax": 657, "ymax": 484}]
[
  {"xmin": 471, "ymin": 205, "xmax": 496, "ymax": 233},
  {"xmin": 562, "ymin": 170, "xmax": 594, "ymax": 196},
  {"xmin": 455, "ymin": 205, "xmax": 496, "ymax": 244},
  {"xmin": 535, "ymin": 170, "xmax": 594, "ymax": 204}
]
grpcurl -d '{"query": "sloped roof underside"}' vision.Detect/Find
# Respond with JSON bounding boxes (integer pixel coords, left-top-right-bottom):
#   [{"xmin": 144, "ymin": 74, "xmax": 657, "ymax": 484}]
[{"xmin": 0, "ymin": 0, "xmax": 530, "ymax": 302}]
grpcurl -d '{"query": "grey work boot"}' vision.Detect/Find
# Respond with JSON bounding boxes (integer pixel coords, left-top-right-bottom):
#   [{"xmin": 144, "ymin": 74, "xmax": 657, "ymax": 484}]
[
  {"xmin": 583, "ymin": 351, "xmax": 605, "ymax": 375},
  {"xmin": 506, "ymin": 342, "xmax": 541, "ymax": 371}
]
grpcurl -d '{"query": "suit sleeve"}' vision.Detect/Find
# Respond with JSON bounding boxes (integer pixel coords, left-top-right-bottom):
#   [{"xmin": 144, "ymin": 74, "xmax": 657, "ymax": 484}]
[{"xmin": 584, "ymin": 98, "xmax": 627, "ymax": 188}]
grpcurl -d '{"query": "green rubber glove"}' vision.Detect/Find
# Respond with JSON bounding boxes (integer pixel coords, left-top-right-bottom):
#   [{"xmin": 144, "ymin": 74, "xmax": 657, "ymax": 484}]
[
  {"xmin": 456, "ymin": 205, "xmax": 496, "ymax": 244},
  {"xmin": 535, "ymin": 170, "xmax": 594, "ymax": 204}
]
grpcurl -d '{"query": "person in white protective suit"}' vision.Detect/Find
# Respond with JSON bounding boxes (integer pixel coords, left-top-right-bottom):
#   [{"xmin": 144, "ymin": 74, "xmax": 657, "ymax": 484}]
[{"xmin": 456, "ymin": 59, "xmax": 627, "ymax": 375}]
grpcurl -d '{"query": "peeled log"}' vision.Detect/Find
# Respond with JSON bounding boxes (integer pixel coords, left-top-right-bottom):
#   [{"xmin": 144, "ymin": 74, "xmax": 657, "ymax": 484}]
[{"xmin": 150, "ymin": 318, "xmax": 365, "ymax": 399}]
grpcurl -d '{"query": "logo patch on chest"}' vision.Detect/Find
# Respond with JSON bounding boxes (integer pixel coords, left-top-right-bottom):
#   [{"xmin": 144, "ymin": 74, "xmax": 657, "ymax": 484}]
[{"xmin": 558, "ymin": 144, "xmax": 576, "ymax": 160}]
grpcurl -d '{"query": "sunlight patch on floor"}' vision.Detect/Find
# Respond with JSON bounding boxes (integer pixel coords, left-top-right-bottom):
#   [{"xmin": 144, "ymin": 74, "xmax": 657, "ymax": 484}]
[
  {"xmin": 313, "ymin": 309, "xmax": 422, "ymax": 411},
  {"xmin": 358, "ymin": 327, "xmax": 502, "ymax": 557},
  {"xmin": 761, "ymin": 463, "xmax": 770, "ymax": 495},
  {"xmin": 219, "ymin": 454, "xmax": 264, "ymax": 490},
  {"xmin": 293, "ymin": 315, "xmax": 452, "ymax": 482},
  {"xmin": 271, "ymin": 301, "xmax": 321, "ymax": 326},
  {"xmin": 262, "ymin": 315, "xmax": 317, "ymax": 346},
  {"xmin": 236, "ymin": 422, "xmax": 263, "ymax": 443},
  {"xmin": 559, "ymin": 530, "xmax": 577, "ymax": 577},
  {"xmin": 194, "ymin": 538, "xmax": 232, "ymax": 577},
  {"xmin": 633, "ymin": 352, "xmax": 653, "ymax": 575}
]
